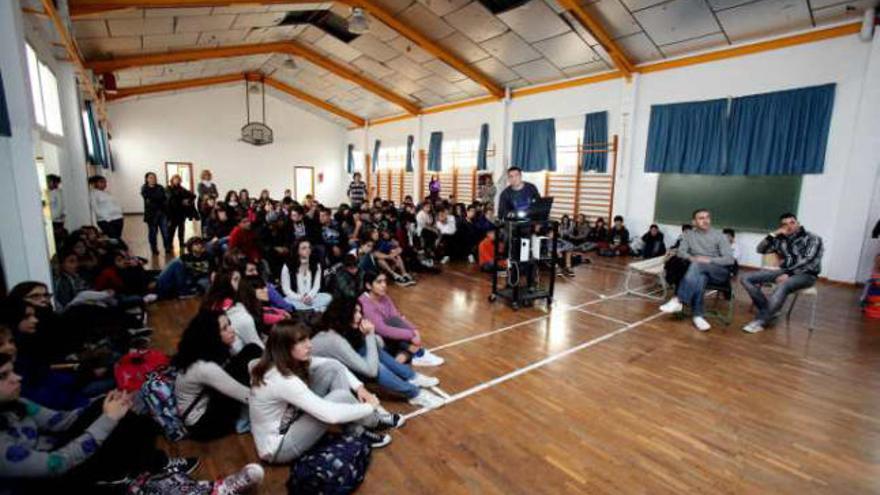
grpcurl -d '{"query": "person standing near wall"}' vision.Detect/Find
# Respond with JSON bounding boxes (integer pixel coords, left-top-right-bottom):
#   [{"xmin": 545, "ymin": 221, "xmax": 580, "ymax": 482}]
[
  {"xmin": 47, "ymin": 174, "xmax": 65, "ymax": 233},
  {"xmin": 141, "ymin": 172, "xmax": 171, "ymax": 255},
  {"xmin": 88, "ymin": 176, "xmax": 124, "ymax": 240},
  {"xmin": 167, "ymin": 174, "xmax": 197, "ymax": 254},
  {"xmin": 197, "ymin": 170, "xmax": 218, "ymax": 231},
  {"xmin": 347, "ymin": 172, "xmax": 367, "ymax": 210}
]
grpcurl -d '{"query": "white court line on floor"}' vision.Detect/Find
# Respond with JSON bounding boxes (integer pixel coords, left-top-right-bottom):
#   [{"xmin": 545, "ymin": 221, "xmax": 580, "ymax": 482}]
[
  {"xmin": 428, "ymin": 283, "xmax": 654, "ymax": 353},
  {"xmin": 404, "ymin": 310, "xmax": 667, "ymax": 421},
  {"xmin": 430, "ymin": 386, "xmax": 452, "ymax": 400},
  {"xmin": 574, "ymin": 307, "xmax": 632, "ymax": 327}
]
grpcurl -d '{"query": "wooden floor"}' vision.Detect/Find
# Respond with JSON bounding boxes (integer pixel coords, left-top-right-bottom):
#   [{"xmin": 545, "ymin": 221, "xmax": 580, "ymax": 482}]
[{"xmin": 122, "ymin": 216, "xmax": 880, "ymax": 494}]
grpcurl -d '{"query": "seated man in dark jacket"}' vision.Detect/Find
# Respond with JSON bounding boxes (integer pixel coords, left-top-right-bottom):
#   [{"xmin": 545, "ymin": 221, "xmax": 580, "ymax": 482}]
[{"xmin": 740, "ymin": 212, "xmax": 823, "ymax": 334}]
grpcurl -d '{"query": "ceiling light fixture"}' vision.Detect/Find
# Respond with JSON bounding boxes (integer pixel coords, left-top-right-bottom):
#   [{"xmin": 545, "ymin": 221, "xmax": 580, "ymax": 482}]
[
  {"xmin": 283, "ymin": 56, "xmax": 297, "ymax": 70},
  {"xmin": 348, "ymin": 7, "xmax": 370, "ymax": 35}
]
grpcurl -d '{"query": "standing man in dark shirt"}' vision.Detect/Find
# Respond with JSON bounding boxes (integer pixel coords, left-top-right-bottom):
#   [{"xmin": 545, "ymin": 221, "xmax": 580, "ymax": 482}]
[{"xmin": 497, "ymin": 167, "xmax": 541, "ymax": 220}]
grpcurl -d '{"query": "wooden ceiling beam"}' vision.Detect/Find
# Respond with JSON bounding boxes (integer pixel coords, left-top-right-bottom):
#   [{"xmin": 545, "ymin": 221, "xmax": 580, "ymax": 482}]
[
  {"xmin": 554, "ymin": 0, "xmax": 635, "ymax": 77},
  {"xmin": 84, "ymin": 41, "xmax": 421, "ymax": 114}
]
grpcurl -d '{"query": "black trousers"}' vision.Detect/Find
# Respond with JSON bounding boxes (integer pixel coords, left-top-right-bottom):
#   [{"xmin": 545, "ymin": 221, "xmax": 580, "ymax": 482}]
[
  {"xmin": 186, "ymin": 343, "xmax": 263, "ymax": 441},
  {"xmin": 168, "ymin": 217, "xmax": 187, "ymax": 250},
  {"xmin": 97, "ymin": 218, "xmax": 124, "ymax": 240}
]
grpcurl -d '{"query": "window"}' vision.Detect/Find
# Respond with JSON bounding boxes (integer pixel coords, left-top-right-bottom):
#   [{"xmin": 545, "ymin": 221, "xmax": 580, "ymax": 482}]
[
  {"xmin": 555, "ymin": 128, "xmax": 582, "ymax": 173},
  {"xmin": 378, "ymin": 144, "xmax": 406, "ymax": 170},
  {"xmin": 352, "ymin": 149, "xmax": 364, "ymax": 171},
  {"xmin": 442, "ymin": 137, "xmax": 479, "ymax": 170},
  {"xmin": 24, "ymin": 43, "xmax": 64, "ymax": 136},
  {"xmin": 81, "ymin": 110, "xmax": 95, "ymax": 158}
]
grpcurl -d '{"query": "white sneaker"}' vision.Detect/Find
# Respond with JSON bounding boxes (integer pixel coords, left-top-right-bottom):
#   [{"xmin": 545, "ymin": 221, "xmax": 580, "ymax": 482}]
[
  {"xmin": 215, "ymin": 463, "xmax": 264, "ymax": 495},
  {"xmin": 408, "ymin": 373, "xmax": 439, "ymax": 388},
  {"xmin": 468, "ymin": 254, "xmax": 475, "ymax": 264},
  {"xmin": 742, "ymin": 320, "xmax": 765, "ymax": 334},
  {"xmin": 411, "ymin": 349, "xmax": 444, "ymax": 367},
  {"xmin": 693, "ymin": 316, "xmax": 711, "ymax": 332},
  {"xmin": 659, "ymin": 297, "xmax": 683, "ymax": 314},
  {"xmin": 440, "ymin": 256, "xmax": 450, "ymax": 264},
  {"xmin": 408, "ymin": 389, "xmax": 445, "ymax": 409},
  {"xmin": 142, "ymin": 294, "xmax": 158, "ymax": 304}
]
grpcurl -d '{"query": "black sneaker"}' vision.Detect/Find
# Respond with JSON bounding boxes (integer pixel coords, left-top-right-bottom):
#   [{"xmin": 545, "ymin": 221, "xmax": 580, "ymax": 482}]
[
  {"xmin": 163, "ymin": 456, "xmax": 200, "ymax": 475},
  {"xmin": 126, "ymin": 327, "xmax": 154, "ymax": 339},
  {"xmin": 360, "ymin": 430, "xmax": 392, "ymax": 449},
  {"xmin": 376, "ymin": 412, "xmax": 406, "ymax": 430}
]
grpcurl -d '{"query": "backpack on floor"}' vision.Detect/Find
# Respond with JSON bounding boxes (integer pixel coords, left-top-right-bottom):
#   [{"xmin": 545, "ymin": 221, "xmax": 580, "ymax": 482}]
[
  {"xmin": 286, "ymin": 433, "xmax": 372, "ymax": 495},
  {"xmin": 127, "ymin": 471, "xmax": 213, "ymax": 495},
  {"xmin": 140, "ymin": 367, "xmax": 188, "ymax": 441},
  {"xmin": 115, "ymin": 349, "xmax": 170, "ymax": 392}
]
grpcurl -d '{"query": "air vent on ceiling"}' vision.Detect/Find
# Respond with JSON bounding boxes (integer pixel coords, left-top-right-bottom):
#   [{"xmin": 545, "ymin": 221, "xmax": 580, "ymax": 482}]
[
  {"xmin": 280, "ymin": 10, "xmax": 359, "ymax": 43},
  {"xmin": 476, "ymin": 0, "xmax": 532, "ymax": 14}
]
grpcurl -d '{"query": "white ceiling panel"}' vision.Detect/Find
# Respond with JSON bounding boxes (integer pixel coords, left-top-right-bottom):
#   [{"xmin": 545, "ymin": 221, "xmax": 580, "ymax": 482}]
[
  {"xmin": 365, "ymin": 17, "xmax": 401, "ymax": 42},
  {"xmin": 616, "ymin": 32, "xmax": 663, "ymax": 62},
  {"xmin": 480, "ymin": 31, "xmax": 542, "ymax": 66},
  {"xmin": 72, "ymin": 20, "xmax": 109, "ymax": 39},
  {"xmin": 390, "ymin": 77, "xmax": 425, "ymax": 95},
  {"xmin": 622, "ymin": 0, "xmax": 671, "ymax": 11},
  {"xmin": 439, "ymin": 32, "xmax": 491, "ymax": 63},
  {"xmin": 812, "ymin": 0, "xmax": 875, "ymax": 25},
  {"xmin": 197, "ymin": 29, "xmax": 249, "ymax": 46},
  {"xmin": 78, "ymin": 37, "xmax": 142, "ymax": 58},
  {"xmin": 561, "ymin": 60, "xmax": 610, "ymax": 77},
  {"xmin": 175, "ymin": 14, "xmax": 237, "ymax": 33},
  {"xmin": 210, "ymin": 5, "xmax": 269, "ymax": 14},
  {"xmin": 497, "ymin": 0, "xmax": 570, "ymax": 43},
  {"xmin": 349, "ymin": 34, "xmax": 400, "ymax": 62},
  {"xmin": 634, "ymin": 0, "xmax": 720, "ymax": 46},
  {"xmin": 511, "ymin": 57, "xmax": 565, "ymax": 83},
  {"xmin": 266, "ymin": 3, "xmax": 333, "ymax": 12},
  {"xmin": 399, "ymin": 3, "xmax": 456, "ymax": 40},
  {"xmin": 658, "ymin": 31, "xmax": 727, "ymax": 56},
  {"xmin": 388, "ymin": 37, "xmax": 435, "ymax": 63},
  {"xmin": 413, "ymin": 88, "xmax": 445, "ymax": 105},
  {"xmin": 386, "ymin": 55, "xmax": 433, "ymax": 79},
  {"xmin": 716, "ymin": 0, "xmax": 812, "ymax": 43},
  {"xmin": 454, "ymin": 78, "xmax": 488, "ymax": 96},
  {"xmin": 507, "ymin": 78, "xmax": 530, "ymax": 89},
  {"xmin": 561, "ymin": 11, "xmax": 600, "ymax": 45},
  {"xmin": 142, "ymin": 32, "xmax": 200, "ymax": 50},
  {"xmin": 533, "ymin": 31, "xmax": 598, "ymax": 68},
  {"xmin": 706, "ymin": 0, "xmax": 755, "ymax": 10},
  {"xmin": 313, "ymin": 34, "xmax": 362, "ymax": 62},
  {"xmin": 584, "ymin": 0, "xmax": 642, "ymax": 38},
  {"xmin": 416, "ymin": 75, "xmax": 462, "ymax": 96},
  {"xmin": 472, "ymin": 56, "xmax": 520, "ymax": 83},
  {"xmin": 422, "ymin": 59, "xmax": 467, "ymax": 82},
  {"xmin": 231, "ymin": 12, "xmax": 287, "ymax": 29},
  {"xmin": 419, "ymin": 0, "xmax": 471, "ymax": 17},
  {"xmin": 107, "ymin": 17, "xmax": 173, "ymax": 36},
  {"xmin": 84, "ymin": 8, "xmax": 143, "ymax": 19},
  {"xmin": 352, "ymin": 56, "xmax": 396, "ymax": 78},
  {"xmin": 443, "ymin": 2, "xmax": 510, "ymax": 43},
  {"xmin": 246, "ymin": 25, "xmax": 303, "ymax": 42},
  {"xmin": 544, "ymin": 0, "xmax": 568, "ymax": 13},
  {"xmin": 144, "ymin": 7, "xmax": 212, "ymax": 17},
  {"xmin": 298, "ymin": 25, "xmax": 327, "ymax": 44}
]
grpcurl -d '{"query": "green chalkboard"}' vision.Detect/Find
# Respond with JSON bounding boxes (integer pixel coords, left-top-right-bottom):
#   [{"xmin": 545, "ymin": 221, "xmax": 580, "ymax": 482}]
[{"xmin": 654, "ymin": 174, "xmax": 802, "ymax": 232}]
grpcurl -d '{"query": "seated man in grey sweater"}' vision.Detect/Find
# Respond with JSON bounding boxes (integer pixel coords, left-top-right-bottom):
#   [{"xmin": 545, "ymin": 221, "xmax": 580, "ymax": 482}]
[
  {"xmin": 740, "ymin": 212, "xmax": 823, "ymax": 333},
  {"xmin": 659, "ymin": 209, "xmax": 735, "ymax": 331}
]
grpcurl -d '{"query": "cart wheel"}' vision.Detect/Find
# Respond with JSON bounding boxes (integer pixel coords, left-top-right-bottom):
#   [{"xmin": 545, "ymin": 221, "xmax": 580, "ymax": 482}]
[{"xmin": 488, "ymin": 294, "xmax": 497, "ymax": 302}]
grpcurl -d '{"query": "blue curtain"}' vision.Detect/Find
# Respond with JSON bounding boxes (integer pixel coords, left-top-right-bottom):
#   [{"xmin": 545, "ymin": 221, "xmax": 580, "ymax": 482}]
[
  {"xmin": 427, "ymin": 131, "xmax": 442, "ymax": 172},
  {"xmin": 582, "ymin": 111, "xmax": 608, "ymax": 172},
  {"xmin": 727, "ymin": 84, "xmax": 835, "ymax": 175},
  {"xmin": 511, "ymin": 118, "xmax": 556, "ymax": 172},
  {"xmin": 645, "ymin": 99, "xmax": 727, "ymax": 174},
  {"xmin": 477, "ymin": 123, "xmax": 489, "ymax": 171},
  {"xmin": 372, "ymin": 139, "xmax": 380, "ymax": 171},
  {"xmin": 347, "ymin": 144, "xmax": 354, "ymax": 174},
  {"xmin": 0, "ymin": 71, "xmax": 10, "ymax": 137},
  {"xmin": 406, "ymin": 135, "xmax": 414, "ymax": 172}
]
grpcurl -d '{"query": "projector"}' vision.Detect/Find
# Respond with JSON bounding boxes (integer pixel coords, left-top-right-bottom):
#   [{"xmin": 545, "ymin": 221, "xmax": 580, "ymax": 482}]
[{"xmin": 241, "ymin": 122, "xmax": 274, "ymax": 146}]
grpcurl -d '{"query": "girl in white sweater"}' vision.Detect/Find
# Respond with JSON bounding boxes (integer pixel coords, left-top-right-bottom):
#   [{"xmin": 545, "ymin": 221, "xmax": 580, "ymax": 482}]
[
  {"xmin": 249, "ymin": 321, "xmax": 398, "ymax": 463},
  {"xmin": 173, "ymin": 309, "xmax": 263, "ymax": 441},
  {"xmin": 281, "ymin": 240, "xmax": 332, "ymax": 312}
]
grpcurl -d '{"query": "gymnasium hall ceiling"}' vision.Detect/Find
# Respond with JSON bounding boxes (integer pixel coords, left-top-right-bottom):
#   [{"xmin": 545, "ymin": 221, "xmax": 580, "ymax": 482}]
[{"xmin": 21, "ymin": 0, "xmax": 872, "ymax": 125}]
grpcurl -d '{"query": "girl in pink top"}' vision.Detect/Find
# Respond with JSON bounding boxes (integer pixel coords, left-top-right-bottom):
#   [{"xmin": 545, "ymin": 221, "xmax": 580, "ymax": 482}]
[{"xmin": 357, "ymin": 272, "xmax": 444, "ymax": 367}]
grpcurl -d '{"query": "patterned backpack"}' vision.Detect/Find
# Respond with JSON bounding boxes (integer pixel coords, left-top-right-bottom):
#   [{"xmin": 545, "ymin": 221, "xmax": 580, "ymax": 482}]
[
  {"xmin": 115, "ymin": 349, "xmax": 170, "ymax": 392},
  {"xmin": 140, "ymin": 367, "xmax": 200, "ymax": 442},
  {"xmin": 286, "ymin": 434, "xmax": 372, "ymax": 495}
]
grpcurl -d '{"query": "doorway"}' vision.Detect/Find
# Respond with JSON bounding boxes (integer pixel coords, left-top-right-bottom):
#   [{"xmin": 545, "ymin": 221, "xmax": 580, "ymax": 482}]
[
  {"xmin": 294, "ymin": 166, "xmax": 315, "ymax": 203},
  {"xmin": 165, "ymin": 162, "xmax": 194, "ymax": 191}
]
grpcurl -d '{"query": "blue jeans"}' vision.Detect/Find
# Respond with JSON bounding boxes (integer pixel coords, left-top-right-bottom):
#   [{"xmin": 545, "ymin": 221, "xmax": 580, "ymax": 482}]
[
  {"xmin": 156, "ymin": 258, "xmax": 209, "ymax": 298},
  {"xmin": 676, "ymin": 262, "xmax": 731, "ymax": 317},
  {"xmin": 740, "ymin": 270, "xmax": 817, "ymax": 323},
  {"xmin": 146, "ymin": 214, "xmax": 170, "ymax": 252},
  {"xmin": 360, "ymin": 346, "xmax": 419, "ymax": 398}
]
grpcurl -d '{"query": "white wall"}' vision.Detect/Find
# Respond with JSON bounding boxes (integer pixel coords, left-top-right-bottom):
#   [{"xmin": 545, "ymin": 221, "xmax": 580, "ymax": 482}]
[
  {"xmin": 108, "ymin": 84, "xmax": 348, "ymax": 212},
  {"xmin": 354, "ymin": 31, "xmax": 880, "ymax": 283}
]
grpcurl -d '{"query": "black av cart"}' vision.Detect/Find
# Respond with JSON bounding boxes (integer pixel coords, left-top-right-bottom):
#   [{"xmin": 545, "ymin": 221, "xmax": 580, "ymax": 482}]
[{"xmin": 488, "ymin": 218, "xmax": 559, "ymax": 310}]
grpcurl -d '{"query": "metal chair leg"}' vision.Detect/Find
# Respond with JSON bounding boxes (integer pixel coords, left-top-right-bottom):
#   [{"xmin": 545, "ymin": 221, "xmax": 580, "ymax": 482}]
[
  {"xmin": 786, "ymin": 292, "xmax": 800, "ymax": 322},
  {"xmin": 808, "ymin": 293, "xmax": 818, "ymax": 331}
]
